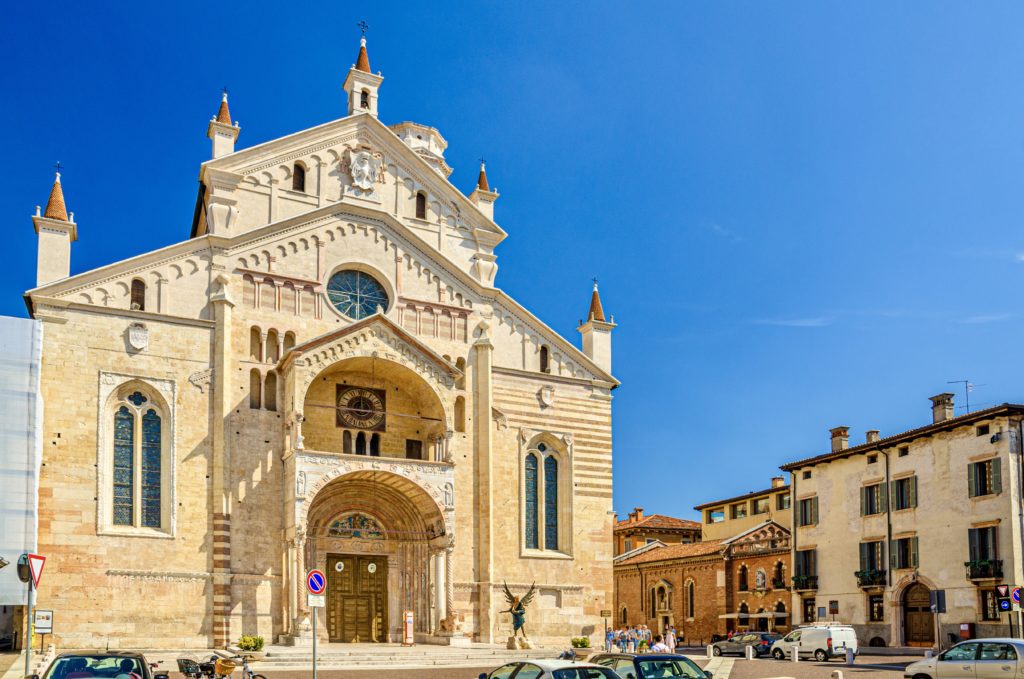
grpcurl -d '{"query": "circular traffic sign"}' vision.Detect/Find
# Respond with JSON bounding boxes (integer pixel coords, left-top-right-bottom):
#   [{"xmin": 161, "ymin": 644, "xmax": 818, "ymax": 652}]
[
  {"xmin": 307, "ymin": 569, "xmax": 327, "ymax": 595},
  {"xmin": 1013, "ymin": 587, "xmax": 1021, "ymax": 604}
]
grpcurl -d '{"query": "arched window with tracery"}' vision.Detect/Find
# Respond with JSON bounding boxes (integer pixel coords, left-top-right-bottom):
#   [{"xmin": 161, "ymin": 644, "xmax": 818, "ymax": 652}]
[
  {"xmin": 523, "ymin": 439, "xmax": 569, "ymax": 554},
  {"xmin": 111, "ymin": 390, "xmax": 164, "ymax": 529},
  {"xmin": 292, "ymin": 163, "xmax": 306, "ymax": 192}
]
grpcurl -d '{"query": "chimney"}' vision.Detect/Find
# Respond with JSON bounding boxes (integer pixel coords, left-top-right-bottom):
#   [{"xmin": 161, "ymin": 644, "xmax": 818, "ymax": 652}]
[
  {"xmin": 830, "ymin": 426, "xmax": 850, "ymax": 452},
  {"xmin": 866, "ymin": 430, "xmax": 880, "ymax": 443},
  {"xmin": 930, "ymin": 393, "xmax": 955, "ymax": 423},
  {"xmin": 771, "ymin": 475, "xmax": 785, "ymax": 488},
  {"xmin": 633, "ymin": 507, "xmax": 644, "ymax": 521}
]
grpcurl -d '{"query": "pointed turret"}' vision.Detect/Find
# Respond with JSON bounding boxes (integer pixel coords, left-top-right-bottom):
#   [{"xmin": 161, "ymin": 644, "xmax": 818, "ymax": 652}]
[
  {"xmin": 469, "ymin": 160, "xmax": 499, "ymax": 221},
  {"xmin": 43, "ymin": 172, "xmax": 68, "ymax": 221},
  {"xmin": 343, "ymin": 34, "xmax": 384, "ymax": 117},
  {"xmin": 33, "ymin": 170, "xmax": 78, "ymax": 286},
  {"xmin": 578, "ymin": 280, "xmax": 615, "ymax": 373},
  {"xmin": 207, "ymin": 90, "xmax": 240, "ymax": 159}
]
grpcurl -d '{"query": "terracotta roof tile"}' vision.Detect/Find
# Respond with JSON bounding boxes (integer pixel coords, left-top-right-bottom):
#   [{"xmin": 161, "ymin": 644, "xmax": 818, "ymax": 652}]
[
  {"xmin": 615, "ymin": 514, "xmax": 701, "ymax": 533},
  {"xmin": 216, "ymin": 92, "xmax": 232, "ymax": 125},
  {"xmin": 588, "ymin": 283, "xmax": 606, "ymax": 322},
  {"xmin": 43, "ymin": 173, "xmax": 68, "ymax": 221},
  {"xmin": 780, "ymin": 403, "xmax": 1024, "ymax": 471},
  {"xmin": 355, "ymin": 37, "xmax": 371, "ymax": 73},
  {"xmin": 476, "ymin": 161, "xmax": 490, "ymax": 192},
  {"xmin": 616, "ymin": 540, "xmax": 723, "ymax": 566}
]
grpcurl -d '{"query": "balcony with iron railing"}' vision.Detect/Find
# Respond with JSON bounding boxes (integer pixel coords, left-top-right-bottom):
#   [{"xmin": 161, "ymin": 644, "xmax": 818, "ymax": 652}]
[
  {"xmin": 772, "ymin": 578, "xmax": 788, "ymax": 590},
  {"xmin": 965, "ymin": 559, "xmax": 1003, "ymax": 581},
  {"xmin": 791, "ymin": 574, "xmax": 818, "ymax": 591},
  {"xmin": 854, "ymin": 569, "xmax": 887, "ymax": 588}
]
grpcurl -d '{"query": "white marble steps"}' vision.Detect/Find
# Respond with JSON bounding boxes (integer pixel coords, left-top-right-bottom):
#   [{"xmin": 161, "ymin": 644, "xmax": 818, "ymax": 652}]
[{"xmin": 253, "ymin": 645, "xmax": 552, "ymax": 669}]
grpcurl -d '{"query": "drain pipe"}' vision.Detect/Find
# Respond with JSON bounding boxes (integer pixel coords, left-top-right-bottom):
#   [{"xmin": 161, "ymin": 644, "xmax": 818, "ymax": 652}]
[{"xmin": 882, "ymin": 449, "xmax": 892, "ymax": 589}]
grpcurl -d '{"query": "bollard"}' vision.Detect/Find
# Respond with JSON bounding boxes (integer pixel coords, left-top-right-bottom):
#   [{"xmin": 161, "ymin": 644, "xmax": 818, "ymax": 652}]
[
  {"xmin": 707, "ymin": 645, "xmax": 715, "ymax": 659},
  {"xmin": 791, "ymin": 645, "xmax": 800, "ymax": 663},
  {"xmin": 831, "ymin": 671, "xmax": 844, "ymax": 679},
  {"xmin": 745, "ymin": 645, "xmax": 755, "ymax": 660},
  {"xmin": 845, "ymin": 648, "xmax": 855, "ymax": 665}
]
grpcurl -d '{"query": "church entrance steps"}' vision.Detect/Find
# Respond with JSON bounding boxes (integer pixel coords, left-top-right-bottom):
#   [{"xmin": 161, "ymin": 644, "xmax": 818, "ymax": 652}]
[{"xmin": 254, "ymin": 643, "xmax": 549, "ymax": 669}]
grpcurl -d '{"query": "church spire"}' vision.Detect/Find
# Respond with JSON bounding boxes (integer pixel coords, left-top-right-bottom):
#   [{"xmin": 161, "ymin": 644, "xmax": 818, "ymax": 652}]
[
  {"xmin": 43, "ymin": 171, "xmax": 68, "ymax": 222},
  {"xmin": 215, "ymin": 89, "xmax": 232, "ymax": 124},
  {"xmin": 207, "ymin": 88, "xmax": 240, "ymax": 159},
  {"xmin": 587, "ymin": 279, "xmax": 606, "ymax": 322},
  {"xmin": 355, "ymin": 36, "xmax": 371, "ymax": 73},
  {"xmin": 476, "ymin": 160, "xmax": 490, "ymax": 192}
]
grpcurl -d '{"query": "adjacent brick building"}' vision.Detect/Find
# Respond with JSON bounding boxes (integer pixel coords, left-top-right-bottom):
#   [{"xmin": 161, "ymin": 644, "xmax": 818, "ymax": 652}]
[{"xmin": 614, "ymin": 508, "xmax": 701, "ymax": 556}]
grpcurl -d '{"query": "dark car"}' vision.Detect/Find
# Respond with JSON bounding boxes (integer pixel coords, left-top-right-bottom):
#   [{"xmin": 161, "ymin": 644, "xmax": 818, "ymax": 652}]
[
  {"xmin": 588, "ymin": 653, "xmax": 711, "ymax": 679},
  {"xmin": 34, "ymin": 652, "xmax": 168, "ymax": 679},
  {"xmin": 711, "ymin": 633, "xmax": 781, "ymax": 657}
]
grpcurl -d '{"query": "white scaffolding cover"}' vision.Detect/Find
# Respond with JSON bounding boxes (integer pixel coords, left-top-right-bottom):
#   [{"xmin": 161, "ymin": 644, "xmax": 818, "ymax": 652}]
[{"xmin": 0, "ymin": 317, "xmax": 42, "ymax": 604}]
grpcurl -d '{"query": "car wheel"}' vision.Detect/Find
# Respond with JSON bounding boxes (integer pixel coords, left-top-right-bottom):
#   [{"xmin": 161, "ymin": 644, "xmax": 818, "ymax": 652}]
[
  {"xmin": 814, "ymin": 649, "xmax": 829, "ymax": 662},
  {"xmin": 772, "ymin": 649, "xmax": 784, "ymax": 660},
  {"xmin": 712, "ymin": 646, "xmax": 722, "ymax": 656}
]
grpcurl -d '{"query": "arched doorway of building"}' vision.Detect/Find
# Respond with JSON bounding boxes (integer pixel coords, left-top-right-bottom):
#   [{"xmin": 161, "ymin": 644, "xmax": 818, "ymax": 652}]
[
  {"xmin": 756, "ymin": 608, "xmax": 769, "ymax": 632},
  {"xmin": 903, "ymin": 583, "xmax": 934, "ymax": 646}
]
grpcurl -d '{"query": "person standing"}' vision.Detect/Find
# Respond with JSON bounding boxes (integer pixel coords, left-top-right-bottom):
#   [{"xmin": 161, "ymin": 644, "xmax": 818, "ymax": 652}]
[
  {"xmin": 605, "ymin": 627, "xmax": 614, "ymax": 652},
  {"xmin": 666, "ymin": 626, "xmax": 677, "ymax": 653},
  {"xmin": 650, "ymin": 634, "xmax": 670, "ymax": 653}
]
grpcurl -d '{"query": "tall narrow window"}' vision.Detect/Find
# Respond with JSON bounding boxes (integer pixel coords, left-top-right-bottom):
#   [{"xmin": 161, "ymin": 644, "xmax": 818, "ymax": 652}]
[
  {"xmin": 249, "ymin": 369, "xmax": 261, "ymax": 409},
  {"xmin": 738, "ymin": 602, "xmax": 750, "ymax": 627},
  {"xmin": 130, "ymin": 279, "xmax": 146, "ymax": 311},
  {"xmin": 415, "ymin": 192, "xmax": 427, "ymax": 219},
  {"xmin": 360, "ymin": 89, "xmax": 370, "ymax": 109},
  {"xmin": 292, "ymin": 163, "xmax": 306, "ymax": 192},
  {"xmin": 266, "ymin": 330, "xmax": 280, "ymax": 363},
  {"xmin": 284, "ymin": 331, "xmax": 297, "ymax": 354},
  {"xmin": 356, "ymin": 432, "xmax": 367, "ymax": 455},
  {"xmin": 686, "ymin": 581, "xmax": 695, "ymax": 618},
  {"xmin": 343, "ymin": 430, "xmax": 353, "ymax": 454},
  {"xmin": 264, "ymin": 372, "xmax": 277, "ymax": 411},
  {"xmin": 249, "ymin": 327, "xmax": 262, "ymax": 361},
  {"xmin": 113, "ymin": 406, "xmax": 135, "ymax": 525},
  {"xmin": 525, "ymin": 453, "xmax": 539, "ymax": 550},
  {"xmin": 540, "ymin": 346, "xmax": 550, "ymax": 373},
  {"xmin": 738, "ymin": 565, "xmax": 749, "ymax": 591},
  {"xmin": 370, "ymin": 433, "xmax": 381, "ymax": 457},
  {"xmin": 140, "ymin": 409, "xmax": 162, "ymax": 528},
  {"xmin": 544, "ymin": 455, "xmax": 558, "ymax": 550},
  {"xmin": 455, "ymin": 396, "xmax": 466, "ymax": 433}
]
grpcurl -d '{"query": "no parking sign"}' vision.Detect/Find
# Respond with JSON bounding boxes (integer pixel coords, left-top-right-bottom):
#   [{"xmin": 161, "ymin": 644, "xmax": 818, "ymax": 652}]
[{"xmin": 307, "ymin": 569, "xmax": 326, "ymax": 595}]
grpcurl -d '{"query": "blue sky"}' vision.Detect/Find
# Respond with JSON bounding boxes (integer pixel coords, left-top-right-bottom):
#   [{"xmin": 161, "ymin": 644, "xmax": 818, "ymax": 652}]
[{"xmin": 3, "ymin": 3, "xmax": 1024, "ymax": 520}]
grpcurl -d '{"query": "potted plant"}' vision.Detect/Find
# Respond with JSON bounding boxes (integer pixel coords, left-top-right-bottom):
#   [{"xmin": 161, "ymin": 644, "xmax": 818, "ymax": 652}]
[{"xmin": 236, "ymin": 635, "xmax": 265, "ymax": 661}]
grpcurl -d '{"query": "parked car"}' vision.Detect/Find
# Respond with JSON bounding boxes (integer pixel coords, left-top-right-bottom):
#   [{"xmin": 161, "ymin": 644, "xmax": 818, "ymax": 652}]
[
  {"xmin": 904, "ymin": 638, "xmax": 1024, "ymax": 679},
  {"xmin": 478, "ymin": 659, "xmax": 621, "ymax": 679},
  {"xmin": 33, "ymin": 652, "xmax": 168, "ymax": 679},
  {"xmin": 588, "ymin": 652, "xmax": 710, "ymax": 679},
  {"xmin": 769, "ymin": 625, "xmax": 858, "ymax": 661},
  {"xmin": 711, "ymin": 633, "xmax": 781, "ymax": 657}
]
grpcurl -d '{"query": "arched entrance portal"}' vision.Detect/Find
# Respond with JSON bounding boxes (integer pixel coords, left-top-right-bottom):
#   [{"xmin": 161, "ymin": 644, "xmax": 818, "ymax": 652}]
[
  {"xmin": 304, "ymin": 470, "xmax": 448, "ymax": 643},
  {"xmin": 903, "ymin": 583, "xmax": 934, "ymax": 646}
]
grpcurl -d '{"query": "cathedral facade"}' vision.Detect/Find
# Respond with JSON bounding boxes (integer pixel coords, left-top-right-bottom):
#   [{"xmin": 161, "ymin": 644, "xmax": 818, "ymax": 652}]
[{"xmin": 25, "ymin": 37, "xmax": 617, "ymax": 649}]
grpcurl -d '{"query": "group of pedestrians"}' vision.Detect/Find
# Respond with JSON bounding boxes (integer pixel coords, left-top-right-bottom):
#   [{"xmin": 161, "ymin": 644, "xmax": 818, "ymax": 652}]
[{"xmin": 605, "ymin": 625, "xmax": 681, "ymax": 654}]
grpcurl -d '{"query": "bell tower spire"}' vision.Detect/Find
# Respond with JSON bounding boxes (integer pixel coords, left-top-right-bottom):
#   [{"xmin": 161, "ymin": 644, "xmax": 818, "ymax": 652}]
[
  {"xmin": 577, "ymin": 279, "xmax": 615, "ymax": 373},
  {"xmin": 33, "ymin": 165, "xmax": 78, "ymax": 286},
  {"xmin": 207, "ymin": 88, "xmax": 240, "ymax": 159},
  {"xmin": 343, "ymin": 22, "xmax": 383, "ymax": 117}
]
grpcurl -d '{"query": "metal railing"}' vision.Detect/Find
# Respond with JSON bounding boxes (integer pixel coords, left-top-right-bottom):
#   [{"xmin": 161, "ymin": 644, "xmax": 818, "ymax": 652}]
[
  {"xmin": 791, "ymin": 574, "xmax": 818, "ymax": 591},
  {"xmin": 854, "ymin": 569, "xmax": 887, "ymax": 587},
  {"xmin": 965, "ymin": 559, "xmax": 1003, "ymax": 580}
]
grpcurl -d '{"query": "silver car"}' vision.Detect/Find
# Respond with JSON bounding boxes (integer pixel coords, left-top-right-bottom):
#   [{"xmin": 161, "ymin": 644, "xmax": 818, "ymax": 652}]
[
  {"xmin": 478, "ymin": 659, "xmax": 622, "ymax": 679},
  {"xmin": 905, "ymin": 638, "xmax": 1024, "ymax": 679}
]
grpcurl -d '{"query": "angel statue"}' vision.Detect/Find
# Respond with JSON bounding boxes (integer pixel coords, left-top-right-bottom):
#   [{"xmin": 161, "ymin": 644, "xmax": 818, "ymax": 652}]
[{"xmin": 502, "ymin": 581, "xmax": 537, "ymax": 640}]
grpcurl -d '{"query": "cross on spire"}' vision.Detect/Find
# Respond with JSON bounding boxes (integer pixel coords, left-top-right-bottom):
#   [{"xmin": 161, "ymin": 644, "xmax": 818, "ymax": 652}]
[
  {"xmin": 53, "ymin": 161, "xmax": 63, "ymax": 174},
  {"xmin": 593, "ymin": 277, "xmax": 599, "ymax": 290},
  {"xmin": 357, "ymin": 20, "xmax": 369, "ymax": 35},
  {"xmin": 221, "ymin": 86, "xmax": 229, "ymax": 97}
]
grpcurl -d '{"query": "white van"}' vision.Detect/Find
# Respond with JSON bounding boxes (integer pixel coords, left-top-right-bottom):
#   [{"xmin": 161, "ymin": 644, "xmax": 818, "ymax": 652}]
[{"xmin": 770, "ymin": 624, "xmax": 859, "ymax": 661}]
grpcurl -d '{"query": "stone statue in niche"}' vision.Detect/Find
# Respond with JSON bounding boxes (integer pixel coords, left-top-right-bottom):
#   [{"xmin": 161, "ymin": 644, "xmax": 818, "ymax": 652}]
[{"xmin": 296, "ymin": 471, "xmax": 306, "ymax": 498}]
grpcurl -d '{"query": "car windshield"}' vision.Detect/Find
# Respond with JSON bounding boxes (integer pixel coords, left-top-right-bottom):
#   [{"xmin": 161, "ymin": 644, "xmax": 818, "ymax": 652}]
[
  {"xmin": 552, "ymin": 669, "xmax": 620, "ymax": 679},
  {"xmin": 47, "ymin": 656, "xmax": 144, "ymax": 679},
  {"xmin": 637, "ymin": 658, "xmax": 706, "ymax": 679}
]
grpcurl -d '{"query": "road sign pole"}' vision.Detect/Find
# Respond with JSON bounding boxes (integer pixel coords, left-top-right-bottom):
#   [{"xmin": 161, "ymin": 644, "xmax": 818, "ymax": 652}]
[
  {"xmin": 312, "ymin": 605, "xmax": 317, "ymax": 679},
  {"xmin": 24, "ymin": 577, "xmax": 32, "ymax": 678}
]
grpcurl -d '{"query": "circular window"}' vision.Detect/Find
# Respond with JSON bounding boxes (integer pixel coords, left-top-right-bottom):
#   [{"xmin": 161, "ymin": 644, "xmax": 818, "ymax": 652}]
[{"xmin": 326, "ymin": 270, "xmax": 390, "ymax": 319}]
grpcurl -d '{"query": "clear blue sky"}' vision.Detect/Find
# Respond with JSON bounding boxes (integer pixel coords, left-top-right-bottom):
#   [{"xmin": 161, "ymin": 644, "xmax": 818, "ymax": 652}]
[{"xmin": 3, "ymin": 3, "xmax": 1024, "ymax": 520}]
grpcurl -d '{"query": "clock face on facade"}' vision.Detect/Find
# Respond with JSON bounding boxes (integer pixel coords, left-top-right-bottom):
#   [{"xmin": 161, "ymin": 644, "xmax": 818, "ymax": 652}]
[{"xmin": 336, "ymin": 386, "xmax": 387, "ymax": 431}]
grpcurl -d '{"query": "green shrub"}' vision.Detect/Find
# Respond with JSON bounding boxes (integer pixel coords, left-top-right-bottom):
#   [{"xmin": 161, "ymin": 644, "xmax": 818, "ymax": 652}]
[
  {"xmin": 237, "ymin": 635, "xmax": 264, "ymax": 652},
  {"xmin": 571, "ymin": 637, "xmax": 591, "ymax": 648}
]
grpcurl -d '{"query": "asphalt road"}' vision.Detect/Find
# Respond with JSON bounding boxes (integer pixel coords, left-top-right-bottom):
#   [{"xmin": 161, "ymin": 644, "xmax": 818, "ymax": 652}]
[{"xmin": 241, "ymin": 671, "xmax": 492, "ymax": 679}]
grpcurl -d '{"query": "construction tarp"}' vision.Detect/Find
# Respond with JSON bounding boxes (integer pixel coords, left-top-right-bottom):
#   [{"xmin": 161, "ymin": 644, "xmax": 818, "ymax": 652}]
[{"xmin": 0, "ymin": 317, "xmax": 42, "ymax": 604}]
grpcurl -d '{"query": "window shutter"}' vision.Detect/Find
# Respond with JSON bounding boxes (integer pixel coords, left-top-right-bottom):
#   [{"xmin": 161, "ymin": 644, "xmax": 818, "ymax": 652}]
[
  {"xmin": 879, "ymin": 482, "xmax": 888, "ymax": 512},
  {"xmin": 992, "ymin": 459, "xmax": 1002, "ymax": 494},
  {"xmin": 860, "ymin": 487, "xmax": 866, "ymax": 517},
  {"xmin": 812, "ymin": 496, "xmax": 819, "ymax": 525},
  {"xmin": 968, "ymin": 463, "xmax": 977, "ymax": 498},
  {"xmin": 909, "ymin": 476, "xmax": 918, "ymax": 508},
  {"xmin": 859, "ymin": 543, "xmax": 868, "ymax": 571},
  {"xmin": 911, "ymin": 537, "xmax": 920, "ymax": 568},
  {"xmin": 890, "ymin": 540, "xmax": 898, "ymax": 569},
  {"xmin": 890, "ymin": 480, "xmax": 898, "ymax": 509},
  {"xmin": 968, "ymin": 528, "xmax": 979, "ymax": 562}
]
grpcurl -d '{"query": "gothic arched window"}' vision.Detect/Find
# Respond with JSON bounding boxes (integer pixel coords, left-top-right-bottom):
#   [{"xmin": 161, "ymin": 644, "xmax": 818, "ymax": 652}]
[
  {"xmin": 111, "ymin": 391, "xmax": 164, "ymax": 528},
  {"xmin": 544, "ymin": 455, "xmax": 559, "ymax": 550},
  {"xmin": 686, "ymin": 580, "xmax": 695, "ymax": 618},
  {"xmin": 292, "ymin": 163, "xmax": 306, "ymax": 192},
  {"xmin": 525, "ymin": 453, "xmax": 539, "ymax": 550}
]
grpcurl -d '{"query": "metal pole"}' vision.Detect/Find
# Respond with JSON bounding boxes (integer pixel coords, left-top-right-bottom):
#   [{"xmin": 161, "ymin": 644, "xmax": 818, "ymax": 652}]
[
  {"xmin": 312, "ymin": 607, "xmax": 317, "ymax": 679},
  {"xmin": 25, "ymin": 578, "xmax": 33, "ymax": 677}
]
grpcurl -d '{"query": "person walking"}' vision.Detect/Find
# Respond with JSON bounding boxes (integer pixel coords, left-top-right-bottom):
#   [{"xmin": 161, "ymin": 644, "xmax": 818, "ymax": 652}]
[
  {"xmin": 605, "ymin": 627, "xmax": 614, "ymax": 652},
  {"xmin": 666, "ymin": 626, "xmax": 677, "ymax": 653}
]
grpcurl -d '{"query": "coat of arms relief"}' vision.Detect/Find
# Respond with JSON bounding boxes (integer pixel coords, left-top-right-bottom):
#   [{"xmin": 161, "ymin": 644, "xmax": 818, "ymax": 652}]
[{"xmin": 341, "ymin": 146, "xmax": 385, "ymax": 191}]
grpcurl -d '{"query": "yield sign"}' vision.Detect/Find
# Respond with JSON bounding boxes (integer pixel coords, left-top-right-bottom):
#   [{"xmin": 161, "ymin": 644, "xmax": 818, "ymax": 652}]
[
  {"xmin": 27, "ymin": 554, "xmax": 45, "ymax": 588},
  {"xmin": 998, "ymin": 584, "xmax": 1010, "ymax": 597}
]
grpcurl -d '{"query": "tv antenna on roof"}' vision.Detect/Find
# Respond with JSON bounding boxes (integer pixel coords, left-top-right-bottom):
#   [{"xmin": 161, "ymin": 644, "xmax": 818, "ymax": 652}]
[{"xmin": 947, "ymin": 379, "xmax": 983, "ymax": 413}]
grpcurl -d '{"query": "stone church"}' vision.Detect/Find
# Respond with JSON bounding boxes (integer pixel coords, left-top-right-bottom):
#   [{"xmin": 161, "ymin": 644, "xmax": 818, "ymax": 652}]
[{"xmin": 24, "ymin": 36, "xmax": 618, "ymax": 649}]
